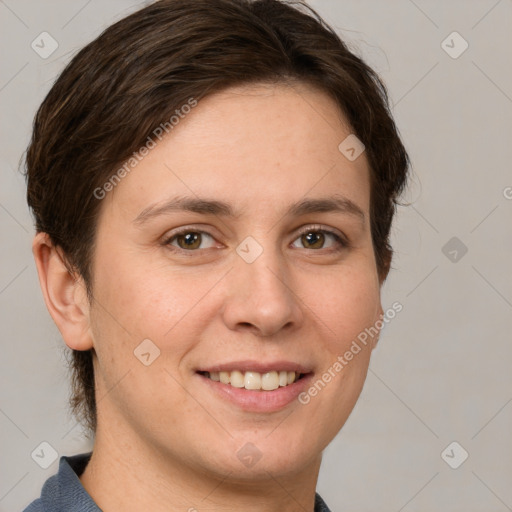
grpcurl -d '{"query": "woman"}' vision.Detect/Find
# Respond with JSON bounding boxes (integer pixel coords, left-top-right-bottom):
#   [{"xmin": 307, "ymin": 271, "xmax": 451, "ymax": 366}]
[{"xmin": 24, "ymin": 0, "xmax": 410, "ymax": 510}]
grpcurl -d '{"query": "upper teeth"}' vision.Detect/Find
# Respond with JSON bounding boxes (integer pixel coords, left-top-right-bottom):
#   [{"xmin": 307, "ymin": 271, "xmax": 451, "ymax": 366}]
[{"xmin": 206, "ymin": 370, "xmax": 299, "ymax": 390}]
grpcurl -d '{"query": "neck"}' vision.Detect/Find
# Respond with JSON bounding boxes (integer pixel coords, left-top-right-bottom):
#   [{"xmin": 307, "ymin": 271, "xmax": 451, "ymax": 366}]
[{"xmin": 79, "ymin": 416, "xmax": 322, "ymax": 512}]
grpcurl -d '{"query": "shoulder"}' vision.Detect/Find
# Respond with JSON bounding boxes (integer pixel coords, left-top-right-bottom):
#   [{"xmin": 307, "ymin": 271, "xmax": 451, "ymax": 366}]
[
  {"xmin": 22, "ymin": 498, "xmax": 44, "ymax": 512},
  {"xmin": 22, "ymin": 452, "xmax": 97, "ymax": 512},
  {"xmin": 22, "ymin": 468, "xmax": 60, "ymax": 512},
  {"xmin": 315, "ymin": 492, "xmax": 333, "ymax": 512}
]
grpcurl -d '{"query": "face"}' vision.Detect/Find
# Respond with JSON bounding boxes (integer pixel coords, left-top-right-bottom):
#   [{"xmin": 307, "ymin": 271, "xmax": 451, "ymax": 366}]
[{"xmin": 86, "ymin": 82, "xmax": 383, "ymax": 482}]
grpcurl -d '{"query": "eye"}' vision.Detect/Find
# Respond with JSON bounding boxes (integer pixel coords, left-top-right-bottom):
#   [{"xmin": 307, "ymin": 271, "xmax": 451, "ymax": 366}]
[
  {"xmin": 164, "ymin": 230, "xmax": 216, "ymax": 251},
  {"xmin": 162, "ymin": 225, "xmax": 348, "ymax": 254},
  {"xmin": 291, "ymin": 226, "xmax": 348, "ymax": 251}
]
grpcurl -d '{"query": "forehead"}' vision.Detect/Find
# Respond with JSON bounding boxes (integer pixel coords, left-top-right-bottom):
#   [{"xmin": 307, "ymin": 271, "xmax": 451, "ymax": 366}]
[{"xmin": 103, "ymin": 82, "xmax": 371, "ymax": 222}]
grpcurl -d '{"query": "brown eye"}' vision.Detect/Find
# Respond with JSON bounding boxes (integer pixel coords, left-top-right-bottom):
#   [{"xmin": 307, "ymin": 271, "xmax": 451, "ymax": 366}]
[
  {"xmin": 176, "ymin": 232, "xmax": 202, "ymax": 250},
  {"xmin": 301, "ymin": 231, "xmax": 325, "ymax": 249},
  {"xmin": 165, "ymin": 230, "xmax": 216, "ymax": 251},
  {"xmin": 291, "ymin": 227, "xmax": 347, "ymax": 251}
]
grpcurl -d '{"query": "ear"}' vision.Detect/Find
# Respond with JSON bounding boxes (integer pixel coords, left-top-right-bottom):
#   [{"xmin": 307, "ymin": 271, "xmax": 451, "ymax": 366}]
[{"xmin": 32, "ymin": 232, "xmax": 94, "ymax": 351}]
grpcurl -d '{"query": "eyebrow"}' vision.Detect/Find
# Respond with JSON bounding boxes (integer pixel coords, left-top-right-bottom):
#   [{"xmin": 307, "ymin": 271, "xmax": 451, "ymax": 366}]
[{"xmin": 133, "ymin": 194, "xmax": 366, "ymax": 226}]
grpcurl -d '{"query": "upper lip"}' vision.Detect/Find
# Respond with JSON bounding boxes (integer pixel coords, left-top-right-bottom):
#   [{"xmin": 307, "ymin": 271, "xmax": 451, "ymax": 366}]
[{"xmin": 197, "ymin": 360, "xmax": 313, "ymax": 374}]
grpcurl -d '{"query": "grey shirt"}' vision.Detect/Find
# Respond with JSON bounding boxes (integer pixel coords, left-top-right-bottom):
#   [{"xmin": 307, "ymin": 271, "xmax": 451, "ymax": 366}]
[{"xmin": 23, "ymin": 452, "xmax": 332, "ymax": 511}]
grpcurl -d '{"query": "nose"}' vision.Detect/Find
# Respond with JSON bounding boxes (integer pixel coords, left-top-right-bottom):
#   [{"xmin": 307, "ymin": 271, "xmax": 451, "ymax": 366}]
[{"xmin": 220, "ymin": 246, "xmax": 304, "ymax": 338}]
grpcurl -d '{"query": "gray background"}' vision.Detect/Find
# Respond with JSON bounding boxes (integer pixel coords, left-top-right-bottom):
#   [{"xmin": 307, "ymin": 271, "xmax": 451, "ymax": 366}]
[{"xmin": 1, "ymin": 0, "xmax": 511, "ymax": 511}]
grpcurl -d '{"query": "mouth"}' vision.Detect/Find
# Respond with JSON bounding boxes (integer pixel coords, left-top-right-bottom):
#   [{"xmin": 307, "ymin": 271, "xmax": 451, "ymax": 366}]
[
  {"xmin": 197, "ymin": 370, "xmax": 307, "ymax": 391},
  {"xmin": 195, "ymin": 363, "xmax": 313, "ymax": 412}
]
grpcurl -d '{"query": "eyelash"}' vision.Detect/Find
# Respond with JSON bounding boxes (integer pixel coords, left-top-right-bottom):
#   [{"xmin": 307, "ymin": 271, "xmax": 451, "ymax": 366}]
[{"xmin": 162, "ymin": 225, "xmax": 349, "ymax": 254}]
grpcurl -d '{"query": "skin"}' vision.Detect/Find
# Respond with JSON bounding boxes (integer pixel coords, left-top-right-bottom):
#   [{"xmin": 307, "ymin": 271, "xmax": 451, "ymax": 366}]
[{"xmin": 33, "ymin": 82, "xmax": 385, "ymax": 512}]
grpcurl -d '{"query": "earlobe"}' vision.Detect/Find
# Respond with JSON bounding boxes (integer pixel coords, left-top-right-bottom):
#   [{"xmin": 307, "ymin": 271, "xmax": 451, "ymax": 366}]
[{"xmin": 32, "ymin": 232, "xmax": 94, "ymax": 351}]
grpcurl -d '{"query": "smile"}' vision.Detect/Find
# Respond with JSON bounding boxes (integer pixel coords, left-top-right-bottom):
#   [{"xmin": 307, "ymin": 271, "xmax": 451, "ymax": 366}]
[{"xmin": 199, "ymin": 370, "xmax": 304, "ymax": 391}]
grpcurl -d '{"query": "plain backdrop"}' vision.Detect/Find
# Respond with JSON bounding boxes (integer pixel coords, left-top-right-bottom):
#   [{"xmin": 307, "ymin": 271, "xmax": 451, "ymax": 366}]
[{"xmin": 1, "ymin": 1, "xmax": 511, "ymax": 511}]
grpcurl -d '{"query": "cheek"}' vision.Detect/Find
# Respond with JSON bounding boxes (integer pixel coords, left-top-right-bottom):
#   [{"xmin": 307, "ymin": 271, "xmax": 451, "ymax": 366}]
[
  {"xmin": 90, "ymin": 251, "xmax": 219, "ymax": 360},
  {"xmin": 304, "ymin": 264, "xmax": 381, "ymax": 351},
  {"xmin": 298, "ymin": 269, "xmax": 380, "ymax": 444},
  {"xmin": 88, "ymin": 259, "xmax": 207, "ymax": 426}
]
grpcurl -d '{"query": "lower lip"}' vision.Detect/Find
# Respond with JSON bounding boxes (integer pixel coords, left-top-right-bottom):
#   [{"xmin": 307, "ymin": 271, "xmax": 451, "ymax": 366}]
[{"xmin": 197, "ymin": 373, "xmax": 314, "ymax": 413}]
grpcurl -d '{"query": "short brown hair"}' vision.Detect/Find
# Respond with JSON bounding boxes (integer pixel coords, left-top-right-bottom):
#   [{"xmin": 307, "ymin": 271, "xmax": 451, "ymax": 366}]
[{"xmin": 24, "ymin": 0, "xmax": 410, "ymax": 434}]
